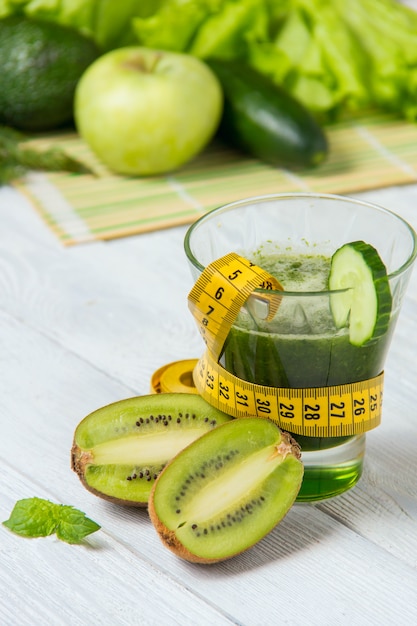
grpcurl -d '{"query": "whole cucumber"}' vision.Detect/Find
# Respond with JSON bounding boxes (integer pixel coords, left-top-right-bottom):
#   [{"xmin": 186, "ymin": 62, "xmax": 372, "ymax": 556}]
[{"xmin": 206, "ymin": 59, "xmax": 328, "ymax": 169}]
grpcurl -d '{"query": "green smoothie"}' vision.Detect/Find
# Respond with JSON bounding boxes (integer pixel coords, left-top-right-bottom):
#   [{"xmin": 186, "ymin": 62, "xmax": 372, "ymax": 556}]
[{"xmin": 221, "ymin": 251, "xmax": 394, "ymax": 500}]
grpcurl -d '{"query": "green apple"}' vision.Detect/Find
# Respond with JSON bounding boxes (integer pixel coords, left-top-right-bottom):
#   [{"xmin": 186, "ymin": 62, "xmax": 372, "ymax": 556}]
[{"xmin": 74, "ymin": 47, "xmax": 223, "ymax": 176}]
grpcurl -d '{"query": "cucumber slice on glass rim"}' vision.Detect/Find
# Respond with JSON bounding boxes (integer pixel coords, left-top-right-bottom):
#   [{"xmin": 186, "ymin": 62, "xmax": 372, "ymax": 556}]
[{"xmin": 329, "ymin": 241, "xmax": 392, "ymax": 346}]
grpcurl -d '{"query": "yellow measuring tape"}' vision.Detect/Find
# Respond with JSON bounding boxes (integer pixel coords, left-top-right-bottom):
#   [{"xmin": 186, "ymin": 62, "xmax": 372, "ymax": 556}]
[{"xmin": 188, "ymin": 252, "xmax": 383, "ymax": 437}]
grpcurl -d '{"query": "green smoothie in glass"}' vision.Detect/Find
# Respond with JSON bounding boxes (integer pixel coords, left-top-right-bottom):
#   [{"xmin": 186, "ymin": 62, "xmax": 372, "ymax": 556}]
[{"xmin": 184, "ymin": 193, "xmax": 417, "ymax": 502}]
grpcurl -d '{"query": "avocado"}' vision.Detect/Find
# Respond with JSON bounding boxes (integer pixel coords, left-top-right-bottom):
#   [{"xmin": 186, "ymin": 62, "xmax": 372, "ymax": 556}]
[{"xmin": 0, "ymin": 16, "xmax": 100, "ymax": 132}]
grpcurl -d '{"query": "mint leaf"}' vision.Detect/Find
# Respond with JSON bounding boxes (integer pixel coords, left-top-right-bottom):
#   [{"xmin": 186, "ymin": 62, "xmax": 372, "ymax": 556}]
[
  {"xmin": 3, "ymin": 498, "xmax": 56, "ymax": 538},
  {"xmin": 55, "ymin": 505, "xmax": 101, "ymax": 544},
  {"xmin": 3, "ymin": 498, "xmax": 100, "ymax": 543}
]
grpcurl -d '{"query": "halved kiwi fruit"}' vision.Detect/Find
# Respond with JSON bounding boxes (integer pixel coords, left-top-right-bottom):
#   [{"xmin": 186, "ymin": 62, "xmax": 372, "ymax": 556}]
[
  {"xmin": 71, "ymin": 393, "xmax": 232, "ymax": 506},
  {"xmin": 149, "ymin": 417, "xmax": 303, "ymax": 563}
]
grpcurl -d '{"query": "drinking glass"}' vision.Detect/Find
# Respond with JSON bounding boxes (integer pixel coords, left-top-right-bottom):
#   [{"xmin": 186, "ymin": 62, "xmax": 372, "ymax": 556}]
[{"xmin": 184, "ymin": 193, "xmax": 417, "ymax": 501}]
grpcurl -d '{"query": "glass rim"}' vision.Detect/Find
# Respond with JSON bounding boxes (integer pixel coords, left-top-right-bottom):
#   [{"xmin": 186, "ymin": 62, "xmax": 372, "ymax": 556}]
[{"xmin": 184, "ymin": 192, "xmax": 417, "ymax": 295}]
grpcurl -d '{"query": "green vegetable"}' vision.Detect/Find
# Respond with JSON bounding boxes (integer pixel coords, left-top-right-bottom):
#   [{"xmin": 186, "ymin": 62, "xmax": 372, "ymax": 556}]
[
  {"xmin": 248, "ymin": 0, "xmax": 417, "ymax": 121},
  {"xmin": 2, "ymin": 0, "xmax": 417, "ymax": 121},
  {"xmin": 0, "ymin": 0, "xmax": 156, "ymax": 50},
  {"xmin": 3, "ymin": 497, "xmax": 101, "ymax": 543},
  {"xmin": 329, "ymin": 241, "xmax": 392, "ymax": 346},
  {"xmin": 132, "ymin": 0, "xmax": 417, "ymax": 122},
  {"xmin": 0, "ymin": 15, "xmax": 100, "ymax": 132},
  {"xmin": 207, "ymin": 59, "xmax": 328, "ymax": 168},
  {"xmin": 0, "ymin": 126, "xmax": 93, "ymax": 185},
  {"xmin": 133, "ymin": 0, "xmax": 267, "ymax": 58}
]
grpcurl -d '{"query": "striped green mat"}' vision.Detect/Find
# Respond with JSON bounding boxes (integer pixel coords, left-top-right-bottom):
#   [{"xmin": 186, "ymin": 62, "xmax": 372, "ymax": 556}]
[{"xmin": 16, "ymin": 112, "xmax": 417, "ymax": 245}]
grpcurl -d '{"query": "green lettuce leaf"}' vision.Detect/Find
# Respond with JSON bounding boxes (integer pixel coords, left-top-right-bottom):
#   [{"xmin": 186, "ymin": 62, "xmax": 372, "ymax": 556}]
[
  {"xmin": 132, "ymin": 0, "xmax": 222, "ymax": 52},
  {"xmin": 1, "ymin": 0, "xmax": 96, "ymax": 35},
  {"xmin": 0, "ymin": 0, "xmax": 157, "ymax": 49},
  {"xmin": 188, "ymin": 0, "xmax": 269, "ymax": 60},
  {"xmin": 246, "ymin": 0, "xmax": 369, "ymax": 115},
  {"xmin": 247, "ymin": 0, "xmax": 417, "ymax": 120},
  {"xmin": 337, "ymin": 0, "xmax": 417, "ymax": 120}
]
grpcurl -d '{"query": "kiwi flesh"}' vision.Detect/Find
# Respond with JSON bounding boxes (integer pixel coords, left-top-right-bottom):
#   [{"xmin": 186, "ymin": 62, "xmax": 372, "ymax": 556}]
[
  {"xmin": 149, "ymin": 417, "xmax": 303, "ymax": 563},
  {"xmin": 71, "ymin": 393, "xmax": 232, "ymax": 506}
]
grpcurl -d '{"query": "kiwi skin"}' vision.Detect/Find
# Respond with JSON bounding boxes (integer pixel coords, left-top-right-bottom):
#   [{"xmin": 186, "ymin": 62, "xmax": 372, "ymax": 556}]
[
  {"xmin": 71, "ymin": 393, "xmax": 232, "ymax": 507},
  {"xmin": 148, "ymin": 418, "xmax": 303, "ymax": 563}
]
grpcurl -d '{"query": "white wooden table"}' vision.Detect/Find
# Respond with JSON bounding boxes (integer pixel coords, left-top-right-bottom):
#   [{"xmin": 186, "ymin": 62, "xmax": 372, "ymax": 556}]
[{"xmin": 1, "ymin": 175, "xmax": 417, "ymax": 625}]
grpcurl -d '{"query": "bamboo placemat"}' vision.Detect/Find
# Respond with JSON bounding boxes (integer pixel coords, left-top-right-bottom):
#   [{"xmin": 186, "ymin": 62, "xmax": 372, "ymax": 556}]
[{"xmin": 15, "ymin": 112, "xmax": 417, "ymax": 245}]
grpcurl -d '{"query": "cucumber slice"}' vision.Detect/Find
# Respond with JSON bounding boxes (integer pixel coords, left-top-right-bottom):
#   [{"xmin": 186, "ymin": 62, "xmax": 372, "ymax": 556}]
[{"xmin": 329, "ymin": 241, "xmax": 392, "ymax": 346}]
